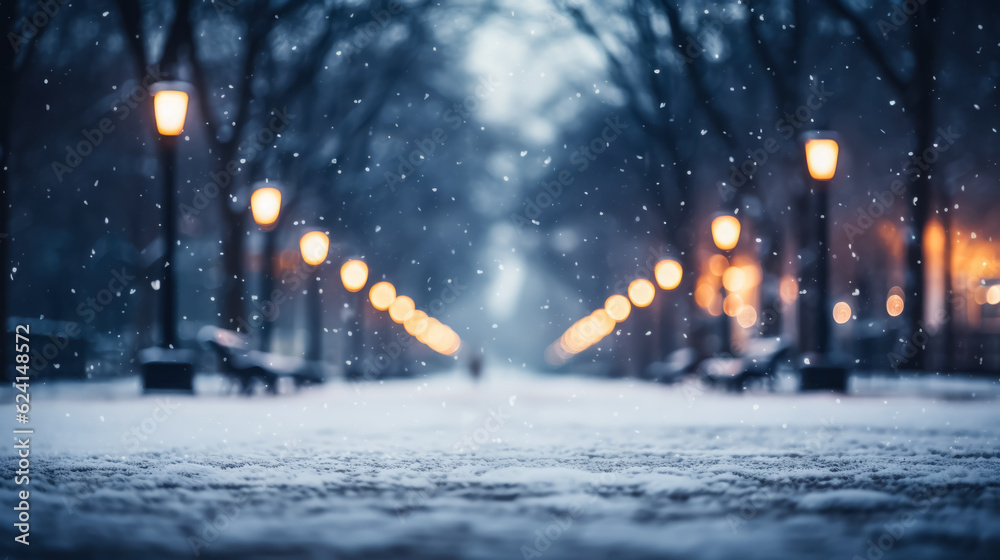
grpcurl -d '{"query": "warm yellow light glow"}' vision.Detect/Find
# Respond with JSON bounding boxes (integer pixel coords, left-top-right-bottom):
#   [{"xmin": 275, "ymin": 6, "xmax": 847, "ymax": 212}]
[
  {"xmin": 369, "ymin": 281, "xmax": 397, "ymax": 311},
  {"xmin": 591, "ymin": 309, "xmax": 616, "ymax": 338},
  {"xmin": 739, "ymin": 264, "xmax": 761, "ymax": 289},
  {"xmin": 974, "ymin": 286, "xmax": 989, "ymax": 306},
  {"xmin": 711, "ymin": 215, "xmax": 741, "ymax": 251},
  {"xmin": 723, "ymin": 294, "xmax": 744, "ymax": 317},
  {"xmin": 628, "ymin": 279, "xmax": 656, "ymax": 307},
  {"xmin": 430, "ymin": 326, "xmax": 461, "ymax": 355},
  {"xmin": 722, "ymin": 266, "xmax": 746, "ymax": 292},
  {"xmin": 708, "ymin": 254, "xmax": 730, "ymax": 277},
  {"xmin": 886, "ymin": 294, "xmax": 904, "ymax": 317},
  {"xmin": 388, "ymin": 295, "xmax": 415, "ymax": 323},
  {"xmin": 694, "ymin": 278, "xmax": 717, "ymax": 310},
  {"xmin": 804, "ymin": 138, "xmax": 839, "ymax": 181},
  {"xmin": 299, "ymin": 231, "xmax": 329, "ymax": 266},
  {"xmin": 340, "ymin": 260, "xmax": 369, "ymax": 292},
  {"xmin": 654, "ymin": 260, "xmax": 683, "ymax": 290},
  {"xmin": 779, "ymin": 275, "xmax": 799, "ymax": 304},
  {"xmin": 833, "ymin": 301, "xmax": 852, "ymax": 324},
  {"xmin": 403, "ymin": 310, "xmax": 428, "ymax": 336},
  {"xmin": 439, "ymin": 329, "xmax": 462, "ymax": 355},
  {"xmin": 602, "ymin": 295, "xmax": 628, "ymax": 323},
  {"xmin": 250, "ymin": 187, "xmax": 281, "ymax": 227},
  {"xmin": 153, "ymin": 89, "xmax": 189, "ymax": 136},
  {"xmin": 737, "ymin": 305, "xmax": 758, "ymax": 329},
  {"xmin": 987, "ymin": 285, "xmax": 1000, "ymax": 305},
  {"xmin": 417, "ymin": 318, "xmax": 442, "ymax": 344}
]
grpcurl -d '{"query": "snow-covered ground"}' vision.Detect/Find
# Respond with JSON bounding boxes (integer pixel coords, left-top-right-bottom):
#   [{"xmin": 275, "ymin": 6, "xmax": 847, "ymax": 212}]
[{"xmin": 3, "ymin": 370, "xmax": 1000, "ymax": 559}]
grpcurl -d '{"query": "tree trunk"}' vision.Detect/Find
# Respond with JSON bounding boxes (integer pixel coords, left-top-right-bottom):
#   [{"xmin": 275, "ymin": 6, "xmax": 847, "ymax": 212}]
[{"xmin": 903, "ymin": 0, "xmax": 941, "ymax": 371}]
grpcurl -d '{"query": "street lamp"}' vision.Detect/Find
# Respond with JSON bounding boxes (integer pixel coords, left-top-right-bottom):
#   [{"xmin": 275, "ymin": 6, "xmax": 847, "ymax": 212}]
[
  {"xmin": 654, "ymin": 260, "xmax": 683, "ymax": 291},
  {"xmin": 369, "ymin": 281, "xmax": 397, "ymax": 311},
  {"xmin": 339, "ymin": 259, "xmax": 369, "ymax": 376},
  {"xmin": 711, "ymin": 214, "xmax": 741, "ymax": 354},
  {"xmin": 628, "ymin": 279, "xmax": 655, "ymax": 307},
  {"xmin": 300, "ymin": 231, "xmax": 329, "ymax": 364},
  {"xmin": 141, "ymin": 80, "xmax": 194, "ymax": 392},
  {"xmin": 711, "ymin": 215, "xmax": 741, "ymax": 252},
  {"xmin": 800, "ymin": 132, "xmax": 847, "ymax": 391},
  {"xmin": 250, "ymin": 185, "xmax": 282, "ymax": 351}
]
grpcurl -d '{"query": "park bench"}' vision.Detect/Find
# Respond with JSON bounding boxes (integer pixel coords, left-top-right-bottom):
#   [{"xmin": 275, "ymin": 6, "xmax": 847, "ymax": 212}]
[
  {"xmin": 699, "ymin": 337, "xmax": 791, "ymax": 392},
  {"xmin": 197, "ymin": 326, "xmax": 324, "ymax": 395},
  {"xmin": 645, "ymin": 347, "xmax": 698, "ymax": 384}
]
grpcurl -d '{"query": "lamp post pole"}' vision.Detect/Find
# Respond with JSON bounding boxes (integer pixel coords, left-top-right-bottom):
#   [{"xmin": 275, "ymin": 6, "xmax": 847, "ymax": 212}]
[
  {"xmin": 300, "ymin": 231, "xmax": 330, "ymax": 364},
  {"xmin": 340, "ymin": 259, "xmax": 370, "ymax": 378},
  {"xmin": 160, "ymin": 135, "xmax": 179, "ymax": 348},
  {"xmin": 307, "ymin": 276, "xmax": 322, "ymax": 362},
  {"xmin": 814, "ymin": 186, "xmax": 831, "ymax": 356},
  {"xmin": 261, "ymin": 230, "xmax": 276, "ymax": 350},
  {"xmin": 718, "ymin": 255, "xmax": 731, "ymax": 354}
]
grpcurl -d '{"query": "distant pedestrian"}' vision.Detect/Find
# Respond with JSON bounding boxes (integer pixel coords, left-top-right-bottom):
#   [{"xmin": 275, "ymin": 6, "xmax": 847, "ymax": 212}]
[{"xmin": 468, "ymin": 353, "xmax": 483, "ymax": 382}]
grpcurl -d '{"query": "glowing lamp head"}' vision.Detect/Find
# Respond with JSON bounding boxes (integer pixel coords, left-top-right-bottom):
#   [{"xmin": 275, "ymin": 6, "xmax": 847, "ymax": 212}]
[
  {"xmin": 340, "ymin": 260, "xmax": 369, "ymax": 292},
  {"xmin": 250, "ymin": 187, "xmax": 281, "ymax": 228},
  {"xmin": 804, "ymin": 138, "xmax": 839, "ymax": 181},
  {"xmin": 604, "ymin": 294, "xmax": 632, "ymax": 322},
  {"xmin": 628, "ymin": 279, "xmax": 655, "ymax": 308},
  {"xmin": 369, "ymin": 281, "xmax": 397, "ymax": 311},
  {"xmin": 833, "ymin": 301, "xmax": 852, "ymax": 324},
  {"xmin": 654, "ymin": 260, "xmax": 683, "ymax": 290},
  {"xmin": 886, "ymin": 287, "xmax": 905, "ymax": 317},
  {"xmin": 299, "ymin": 231, "xmax": 329, "ymax": 266},
  {"xmin": 987, "ymin": 285, "xmax": 1000, "ymax": 305},
  {"xmin": 711, "ymin": 215, "xmax": 741, "ymax": 251},
  {"xmin": 151, "ymin": 82, "xmax": 191, "ymax": 136}
]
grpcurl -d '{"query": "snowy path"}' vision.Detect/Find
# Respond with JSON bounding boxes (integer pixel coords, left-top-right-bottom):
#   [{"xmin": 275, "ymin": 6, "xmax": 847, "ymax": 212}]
[{"xmin": 3, "ymin": 371, "xmax": 1000, "ymax": 559}]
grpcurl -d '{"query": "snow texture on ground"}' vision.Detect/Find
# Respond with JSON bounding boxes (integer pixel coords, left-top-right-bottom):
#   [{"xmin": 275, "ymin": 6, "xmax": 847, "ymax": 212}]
[{"xmin": 2, "ymin": 370, "xmax": 1000, "ymax": 559}]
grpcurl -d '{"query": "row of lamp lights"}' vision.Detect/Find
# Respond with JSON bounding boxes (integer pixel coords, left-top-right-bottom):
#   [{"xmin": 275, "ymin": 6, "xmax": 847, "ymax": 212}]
[
  {"xmin": 355, "ymin": 267, "xmax": 463, "ymax": 356},
  {"xmin": 251, "ymin": 188, "xmax": 461, "ymax": 358},
  {"xmin": 546, "ymin": 135, "xmax": 889, "ymax": 365},
  {"xmin": 547, "ymin": 258, "xmax": 683, "ymax": 364}
]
